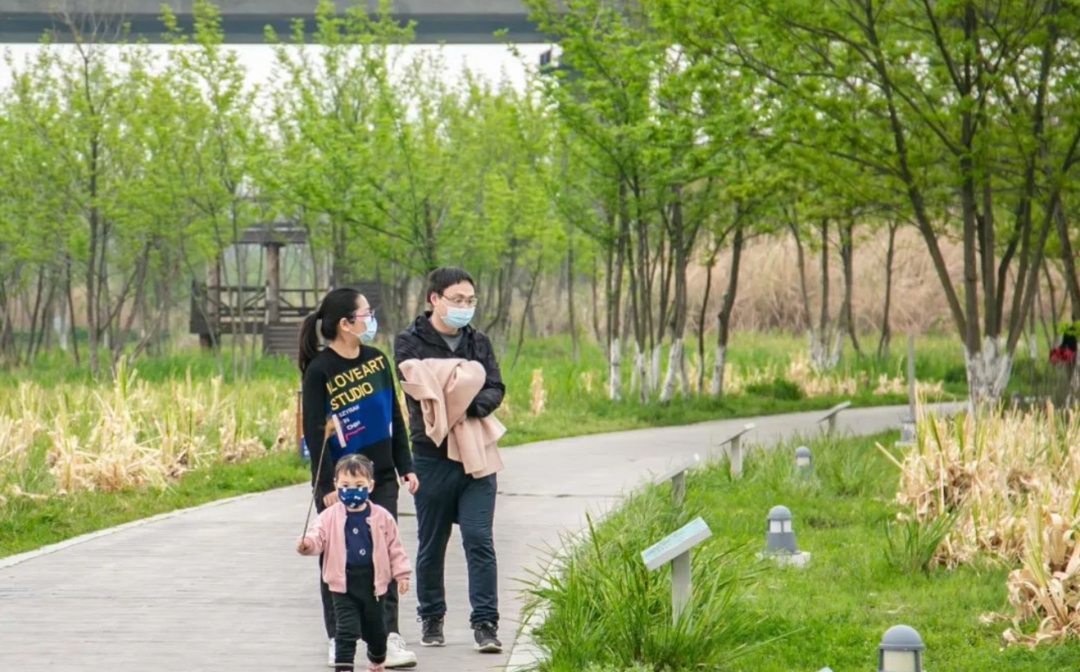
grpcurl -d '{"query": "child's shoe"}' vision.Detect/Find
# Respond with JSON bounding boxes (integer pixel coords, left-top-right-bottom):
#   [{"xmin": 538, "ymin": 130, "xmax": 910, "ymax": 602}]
[{"xmin": 366, "ymin": 663, "xmax": 385, "ymax": 672}]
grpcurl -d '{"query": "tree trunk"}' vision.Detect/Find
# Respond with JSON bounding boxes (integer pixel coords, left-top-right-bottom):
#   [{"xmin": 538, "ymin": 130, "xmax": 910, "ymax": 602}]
[
  {"xmin": 809, "ymin": 218, "xmax": 838, "ymax": 370},
  {"xmin": 511, "ymin": 259, "xmax": 543, "ymax": 369},
  {"xmin": 1054, "ymin": 203, "xmax": 1080, "ymax": 320},
  {"xmin": 607, "ymin": 208, "xmax": 625, "ymax": 401},
  {"xmin": 86, "ymin": 135, "xmax": 101, "ymax": 377},
  {"xmin": 839, "ymin": 218, "xmax": 862, "ymax": 355},
  {"xmin": 566, "ymin": 230, "xmax": 579, "ymax": 362},
  {"xmin": 698, "ymin": 237, "xmax": 720, "ymax": 394},
  {"xmin": 788, "ymin": 218, "xmax": 813, "ymax": 334},
  {"xmin": 660, "ymin": 194, "xmax": 690, "ymax": 402},
  {"xmin": 711, "ymin": 224, "xmax": 744, "ymax": 395},
  {"xmin": 877, "ymin": 221, "xmax": 899, "ymax": 359},
  {"xmin": 591, "ymin": 255, "xmax": 603, "ymax": 343},
  {"xmin": 964, "ymin": 338, "xmax": 1012, "ymax": 403},
  {"xmin": 66, "ymin": 256, "xmax": 80, "ymax": 364}
]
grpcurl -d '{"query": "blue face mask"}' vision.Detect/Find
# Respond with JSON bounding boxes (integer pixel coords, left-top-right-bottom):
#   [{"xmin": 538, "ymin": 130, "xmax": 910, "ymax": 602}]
[
  {"xmin": 360, "ymin": 315, "xmax": 377, "ymax": 343},
  {"xmin": 443, "ymin": 306, "xmax": 475, "ymax": 329},
  {"xmin": 337, "ymin": 486, "xmax": 369, "ymax": 508}
]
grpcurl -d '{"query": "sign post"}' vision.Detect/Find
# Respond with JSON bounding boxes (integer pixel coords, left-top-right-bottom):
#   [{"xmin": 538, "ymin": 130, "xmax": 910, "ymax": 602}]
[
  {"xmin": 818, "ymin": 401, "xmax": 852, "ymax": 434},
  {"xmin": 653, "ymin": 454, "xmax": 700, "ymax": 507},
  {"xmin": 641, "ymin": 517, "xmax": 713, "ymax": 621},
  {"xmin": 715, "ymin": 423, "xmax": 755, "ymax": 479}
]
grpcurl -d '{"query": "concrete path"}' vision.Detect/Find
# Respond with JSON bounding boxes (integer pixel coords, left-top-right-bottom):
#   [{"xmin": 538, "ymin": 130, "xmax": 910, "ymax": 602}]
[{"xmin": 0, "ymin": 404, "xmax": 922, "ymax": 671}]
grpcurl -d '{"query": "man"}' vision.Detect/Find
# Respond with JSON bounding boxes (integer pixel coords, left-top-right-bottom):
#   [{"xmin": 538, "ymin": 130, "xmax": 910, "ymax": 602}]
[{"xmin": 393, "ymin": 267, "xmax": 505, "ymax": 654}]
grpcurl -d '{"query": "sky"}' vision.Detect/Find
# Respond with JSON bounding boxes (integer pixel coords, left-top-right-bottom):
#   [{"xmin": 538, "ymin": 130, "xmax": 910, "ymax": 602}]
[{"xmin": 0, "ymin": 42, "xmax": 552, "ymax": 91}]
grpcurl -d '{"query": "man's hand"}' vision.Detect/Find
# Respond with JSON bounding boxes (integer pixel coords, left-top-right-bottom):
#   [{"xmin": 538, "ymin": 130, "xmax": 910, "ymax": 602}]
[
  {"xmin": 297, "ymin": 537, "xmax": 312, "ymax": 553},
  {"xmin": 401, "ymin": 473, "xmax": 420, "ymax": 495},
  {"xmin": 322, "ymin": 490, "xmax": 339, "ymax": 507},
  {"xmin": 398, "ymin": 578, "xmax": 410, "ymax": 595}
]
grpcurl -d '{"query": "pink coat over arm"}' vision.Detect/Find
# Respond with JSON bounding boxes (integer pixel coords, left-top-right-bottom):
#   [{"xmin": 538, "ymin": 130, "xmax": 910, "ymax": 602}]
[{"xmin": 398, "ymin": 357, "xmax": 506, "ymax": 478}]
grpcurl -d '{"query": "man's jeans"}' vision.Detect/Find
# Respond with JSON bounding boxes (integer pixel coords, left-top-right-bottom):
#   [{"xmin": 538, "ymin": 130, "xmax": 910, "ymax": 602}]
[{"xmin": 413, "ymin": 454, "xmax": 499, "ymax": 626}]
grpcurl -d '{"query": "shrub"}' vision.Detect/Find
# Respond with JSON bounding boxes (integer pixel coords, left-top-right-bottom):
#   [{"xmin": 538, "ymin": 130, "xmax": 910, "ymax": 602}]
[{"xmin": 746, "ymin": 377, "xmax": 804, "ymax": 401}]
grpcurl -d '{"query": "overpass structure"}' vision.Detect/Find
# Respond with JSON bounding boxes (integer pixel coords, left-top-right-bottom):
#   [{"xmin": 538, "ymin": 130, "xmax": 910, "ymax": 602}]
[{"xmin": 0, "ymin": 0, "xmax": 547, "ymax": 44}]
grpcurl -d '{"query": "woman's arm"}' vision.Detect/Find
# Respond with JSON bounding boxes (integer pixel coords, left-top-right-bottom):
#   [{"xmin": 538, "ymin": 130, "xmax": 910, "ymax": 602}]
[
  {"xmin": 389, "ymin": 373, "xmax": 414, "ymax": 477},
  {"xmin": 301, "ymin": 364, "xmax": 335, "ymax": 496}
]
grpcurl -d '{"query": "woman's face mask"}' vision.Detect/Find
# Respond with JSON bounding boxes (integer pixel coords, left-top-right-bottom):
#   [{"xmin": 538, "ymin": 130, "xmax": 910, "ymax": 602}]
[
  {"xmin": 359, "ymin": 315, "xmax": 377, "ymax": 343},
  {"xmin": 344, "ymin": 309, "xmax": 376, "ymax": 343}
]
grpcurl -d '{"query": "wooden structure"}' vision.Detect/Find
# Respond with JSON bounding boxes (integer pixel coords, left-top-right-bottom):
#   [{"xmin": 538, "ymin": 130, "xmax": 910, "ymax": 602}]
[
  {"xmin": 190, "ymin": 223, "xmax": 389, "ymax": 358},
  {"xmin": 190, "ymin": 224, "xmax": 320, "ymax": 358}
]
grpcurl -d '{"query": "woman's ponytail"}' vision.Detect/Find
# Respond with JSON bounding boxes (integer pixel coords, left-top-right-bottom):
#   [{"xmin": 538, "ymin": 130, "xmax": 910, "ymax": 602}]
[
  {"xmin": 298, "ymin": 287, "xmax": 363, "ymax": 374},
  {"xmin": 298, "ymin": 310, "xmax": 321, "ymax": 374}
]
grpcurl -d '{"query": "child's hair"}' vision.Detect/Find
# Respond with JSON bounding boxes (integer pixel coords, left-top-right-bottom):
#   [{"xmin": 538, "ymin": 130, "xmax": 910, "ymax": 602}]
[{"xmin": 335, "ymin": 453, "xmax": 375, "ymax": 482}]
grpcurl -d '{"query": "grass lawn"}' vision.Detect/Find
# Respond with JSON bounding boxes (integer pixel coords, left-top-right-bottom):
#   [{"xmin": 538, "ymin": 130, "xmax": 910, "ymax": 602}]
[
  {"xmin": 527, "ymin": 431, "xmax": 1080, "ymax": 671},
  {"xmin": 0, "ymin": 449, "xmax": 309, "ymax": 558},
  {"xmin": 0, "ymin": 330, "xmax": 1022, "ymax": 561}
]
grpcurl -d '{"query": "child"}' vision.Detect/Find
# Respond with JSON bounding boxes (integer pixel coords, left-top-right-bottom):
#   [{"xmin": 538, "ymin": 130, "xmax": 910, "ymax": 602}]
[{"xmin": 298, "ymin": 454, "xmax": 412, "ymax": 672}]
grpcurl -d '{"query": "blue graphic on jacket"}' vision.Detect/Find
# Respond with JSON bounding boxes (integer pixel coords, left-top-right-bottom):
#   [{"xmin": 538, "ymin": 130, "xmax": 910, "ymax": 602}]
[
  {"xmin": 338, "ymin": 486, "xmax": 369, "ymax": 508},
  {"xmin": 326, "ymin": 386, "xmax": 394, "ymax": 462}
]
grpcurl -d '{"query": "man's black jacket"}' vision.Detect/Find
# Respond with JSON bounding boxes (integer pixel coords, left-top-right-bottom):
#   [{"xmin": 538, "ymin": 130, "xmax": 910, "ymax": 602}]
[{"xmin": 393, "ymin": 313, "xmax": 506, "ymax": 460}]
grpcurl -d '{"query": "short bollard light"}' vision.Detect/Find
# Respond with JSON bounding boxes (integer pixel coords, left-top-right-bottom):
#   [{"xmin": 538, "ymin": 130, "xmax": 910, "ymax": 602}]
[
  {"xmin": 878, "ymin": 625, "xmax": 924, "ymax": 672},
  {"xmin": 766, "ymin": 505, "xmax": 797, "ymax": 553},
  {"xmin": 758, "ymin": 505, "xmax": 811, "ymax": 567},
  {"xmin": 794, "ymin": 446, "xmax": 812, "ymax": 473}
]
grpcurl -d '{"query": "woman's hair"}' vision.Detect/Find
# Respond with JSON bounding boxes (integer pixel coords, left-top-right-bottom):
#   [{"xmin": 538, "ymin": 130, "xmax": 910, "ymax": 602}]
[
  {"xmin": 334, "ymin": 453, "xmax": 375, "ymax": 482},
  {"xmin": 298, "ymin": 287, "xmax": 362, "ymax": 373}
]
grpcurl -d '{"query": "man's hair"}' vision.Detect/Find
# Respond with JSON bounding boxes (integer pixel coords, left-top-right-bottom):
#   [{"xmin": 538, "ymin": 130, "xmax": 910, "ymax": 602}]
[
  {"xmin": 426, "ymin": 267, "xmax": 475, "ymax": 303},
  {"xmin": 334, "ymin": 453, "xmax": 375, "ymax": 482}
]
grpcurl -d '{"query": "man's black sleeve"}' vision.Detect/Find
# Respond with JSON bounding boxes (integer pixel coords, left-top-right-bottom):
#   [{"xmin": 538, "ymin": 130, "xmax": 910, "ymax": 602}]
[
  {"xmin": 301, "ymin": 364, "xmax": 336, "ymax": 495},
  {"xmin": 467, "ymin": 333, "xmax": 505, "ymax": 418},
  {"xmin": 393, "ymin": 332, "xmax": 420, "ymax": 379}
]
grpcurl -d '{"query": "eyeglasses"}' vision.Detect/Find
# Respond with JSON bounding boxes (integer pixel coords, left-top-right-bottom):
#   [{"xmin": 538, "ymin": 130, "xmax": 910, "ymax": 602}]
[
  {"xmin": 347, "ymin": 309, "xmax": 375, "ymax": 322},
  {"xmin": 441, "ymin": 294, "xmax": 478, "ymax": 308}
]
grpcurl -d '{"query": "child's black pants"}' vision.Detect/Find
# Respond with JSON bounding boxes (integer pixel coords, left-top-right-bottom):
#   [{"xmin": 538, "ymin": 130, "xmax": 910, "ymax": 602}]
[{"xmin": 331, "ymin": 564, "xmax": 387, "ymax": 670}]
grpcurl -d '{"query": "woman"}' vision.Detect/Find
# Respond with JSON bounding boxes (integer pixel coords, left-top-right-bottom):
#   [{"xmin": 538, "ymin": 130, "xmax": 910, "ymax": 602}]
[{"xmin": 300, "ymin": 287, "xmax": 420, "ymax": 669}]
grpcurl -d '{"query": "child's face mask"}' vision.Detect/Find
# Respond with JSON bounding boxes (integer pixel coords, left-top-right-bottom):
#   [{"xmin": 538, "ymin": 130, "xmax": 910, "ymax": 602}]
[{"xmin": 337, "ymin": 485, "xmax": 370, "ymax": 508}]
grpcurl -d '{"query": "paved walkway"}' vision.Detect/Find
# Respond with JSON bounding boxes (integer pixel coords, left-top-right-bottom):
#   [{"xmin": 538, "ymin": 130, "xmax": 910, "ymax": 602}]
[{"xmin": 0, "ymin": 404, "xmax": 923, "ymax": 671}]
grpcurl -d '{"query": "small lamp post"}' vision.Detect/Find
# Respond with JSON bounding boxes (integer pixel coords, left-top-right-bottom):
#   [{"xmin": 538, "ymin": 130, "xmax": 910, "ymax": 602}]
[
  {"xmin": 766, "ymin": 505, "xmax": 797, "ymax": 553},
  {"xmin": 759, "ymin": 505, "xmax": 811, "ymax": 567},
  {"xmin": 878, "ymin": 625, "xmax": 924, "ymax": 672},
  {"xmin": 794, "ymin": 446, "xmax": 812, "ymax": 474}
]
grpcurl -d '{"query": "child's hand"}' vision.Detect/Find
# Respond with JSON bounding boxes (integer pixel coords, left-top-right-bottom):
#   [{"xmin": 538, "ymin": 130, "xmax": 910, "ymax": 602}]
[
  {"xmin": 296, "ymin": 537, "xmax": 312, "ymax": 553},
  {"xmin": 398, "ymin": 578, "xmax": 409, "ymax": 595}
]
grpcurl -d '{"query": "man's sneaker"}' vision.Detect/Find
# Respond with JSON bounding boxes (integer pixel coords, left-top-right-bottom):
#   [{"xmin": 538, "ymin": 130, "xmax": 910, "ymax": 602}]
[
  {"xmin": 384, "ymin": 633, "xmax": 418, "ymax": 668},
  {"xmin": 326, "ymin": 638, "xmax": 336, "ymax": 667},
  {"xmin": 473, "ymin": 622, "xmax": 502, "ymax": 653},
  {"xmin": 420, "ymin": 617, "xmax": 445, "ymax": 647}
]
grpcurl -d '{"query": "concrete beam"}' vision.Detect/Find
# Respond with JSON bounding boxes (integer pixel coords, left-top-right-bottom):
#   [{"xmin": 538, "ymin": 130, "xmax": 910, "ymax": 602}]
[{"xmin": 0, "ymin": 1, "xmax": 546, "ymax": 44}]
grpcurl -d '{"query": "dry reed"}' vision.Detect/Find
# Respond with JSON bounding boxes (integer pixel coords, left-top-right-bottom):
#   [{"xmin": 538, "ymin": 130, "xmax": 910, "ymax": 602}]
[
  {"xmin": 888, "ymin": 404, "xmax": 1080, "ymax": 645},
  {"xmin": 531, "ymin": 368, "xmax": 546, "ymax": 416},
  {"xmin": 0, "ymin": 364, "xmax": 291, "ymax": 501}
]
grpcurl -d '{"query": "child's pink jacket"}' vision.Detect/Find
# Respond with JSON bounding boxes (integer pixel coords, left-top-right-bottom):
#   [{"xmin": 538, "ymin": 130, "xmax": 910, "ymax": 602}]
[{"xmin": 298, "ymin": 502, "xmax": 411, "ymax": 595}]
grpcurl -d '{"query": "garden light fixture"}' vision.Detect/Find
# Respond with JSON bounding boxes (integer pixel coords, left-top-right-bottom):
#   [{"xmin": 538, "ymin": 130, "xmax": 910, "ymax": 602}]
[
  {"xmin": 759, "ymin": 504, "xmax": 811, "ymax": 567},
  {"xmin": 795, "ymin": 446, "xmax": 812, "ymax": 472},
  {"xmin": 766, "ymin": 505, "xmax": 797, "ymax": 553},
  {"xmin": 878, "ymin": 625, "xmax": 924, "ymax": 672}
]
